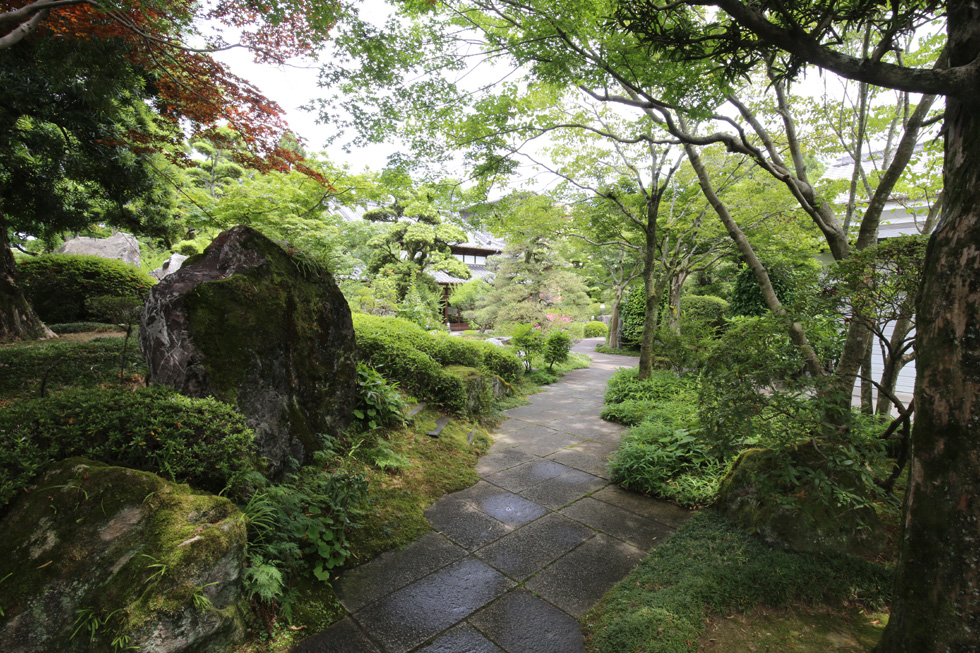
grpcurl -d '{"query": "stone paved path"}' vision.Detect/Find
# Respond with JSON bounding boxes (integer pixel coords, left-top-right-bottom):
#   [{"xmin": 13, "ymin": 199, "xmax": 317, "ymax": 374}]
[{"xmin": 294, "ymin": 338, "xmax": 690, "ymax": 653}]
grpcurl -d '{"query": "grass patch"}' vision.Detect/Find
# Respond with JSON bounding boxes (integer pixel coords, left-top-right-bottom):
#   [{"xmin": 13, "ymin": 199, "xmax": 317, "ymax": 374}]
[
  {"xmin": 525, "ymin": 351, "xmax": 592, "ymax": 385},
  {"xmin": 0, "ymin": 336, "xmax": 147, "ymax": 402},
  {"xmin": 583, "ymin": 511, "xmax": 891, "ymax": 653},
  {"xmin": 700, "ymin": 604, "xmax": 887, "ymax": 651},
  {"xmin": 595, "ymin": 344, "xmax": 640, "ymax": 356},
  {"xmin": 47, "ymin": 322, "xmax": 125, "ymax": 334}
]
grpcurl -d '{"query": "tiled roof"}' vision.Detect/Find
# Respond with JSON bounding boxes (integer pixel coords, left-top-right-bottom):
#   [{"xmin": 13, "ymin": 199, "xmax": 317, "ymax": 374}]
[{"xmin": 432, "ymin": 264, "xmax": 494, "ymax": 285}]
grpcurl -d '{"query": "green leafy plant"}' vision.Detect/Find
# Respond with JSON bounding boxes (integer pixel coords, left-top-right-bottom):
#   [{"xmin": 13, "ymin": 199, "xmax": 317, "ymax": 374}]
[
  {"xmin": 19, "ymin": 253, "xmax": 155, "ymax": 324},
  {"xmin": 543, "ymin": 330, "xmax": 573, "ymax": 371},
  {"xmin": 353, "ymin": 363, "xmax": 408, "ymax": 431},
  {"xmin": 85, "ymin": 294, "xmax": 144, "ymax": 381},
  {"xmin": 509, "ymin": 323, "xmax": 544, "ymax": 372},
  {"xmin": 0, "ymin": 386, "xmax": 256, "ymax": 516},
  {"xmin": 584, "ymin": 320, "xmax": 609, "ymax": 338}
]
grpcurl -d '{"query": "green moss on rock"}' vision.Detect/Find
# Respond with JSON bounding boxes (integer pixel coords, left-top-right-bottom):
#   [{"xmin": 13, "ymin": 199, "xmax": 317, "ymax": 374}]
[
  {"xmin": 715, "ymin": 445, "xmax": 886, "ymax": 557},
  {"xmin": 0, "ymin": 458, "xmax": 246, "ymax": 652},
  {"xmin": 140, "ymin": 226, "xmax": 358, "ymax": 478}
]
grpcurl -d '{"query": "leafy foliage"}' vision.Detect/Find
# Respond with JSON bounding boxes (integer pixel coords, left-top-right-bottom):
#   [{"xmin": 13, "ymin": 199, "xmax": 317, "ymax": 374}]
[
  {"xmin": 584, "ymin": 511, "xmax": 892, "ymax": 653},
  {"xmin": 509, "ymin": 324, "xmax": 545, "ymax": 372},
  {"xmin": 240, "ymin": 453, "xmax": 368, "ymax": 618},
  {"xmin": 679, "ymin": 294, "xmax": 729, "ymax": 331},
  {"xmin": 0, "ymin": 336, "xmax": 147, "ymax": 399},
  {"xmin": 352, "ymin": 364, "xmax": 408, "ymax": 432},
  {"xmin": 584, "ymin": 320, "xmax": 609, "ymax": 338},
  {"xmin": 543, "ymin": 330, "xmax": 573, "ymax": 371},
  {"xmin": 19, "ymin": 254, "xmax": 154, "ymax": 324},
  {"xmin": 728, "ymin": 263, "xmax": 797, "ymax": 317},
  {"xmin": 0, "ymin": 386, "xmax": 256, "ymax": 516}
]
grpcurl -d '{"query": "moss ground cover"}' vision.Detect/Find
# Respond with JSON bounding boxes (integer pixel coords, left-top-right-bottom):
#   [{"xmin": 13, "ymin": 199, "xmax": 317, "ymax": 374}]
[{"xmin": 583, "ymin": 511, "xmax": 891, "ymax": 653}]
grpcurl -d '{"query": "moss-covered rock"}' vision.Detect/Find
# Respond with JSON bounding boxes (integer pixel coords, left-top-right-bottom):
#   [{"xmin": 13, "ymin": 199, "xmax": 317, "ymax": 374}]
[
  {"xmin": 715, "ymin": 445, "xmax": 886, "ymax": 557},
  {"xmin": 0, "ymin": 458, "xmax": 246, "ymax": 652},
  {"xmin": 139, "ymin": 226, "xmax": 357, "ymax": 478},
  {"xmin": 443, "ymin": 365, "xmax": 511, "ymax": 414}
]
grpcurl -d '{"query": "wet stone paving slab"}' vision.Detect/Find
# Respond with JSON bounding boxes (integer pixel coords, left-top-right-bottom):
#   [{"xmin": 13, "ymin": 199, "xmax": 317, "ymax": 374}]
[{"xmin": 294, "ymin": 339, "xmax": 692, "ymax": 653}]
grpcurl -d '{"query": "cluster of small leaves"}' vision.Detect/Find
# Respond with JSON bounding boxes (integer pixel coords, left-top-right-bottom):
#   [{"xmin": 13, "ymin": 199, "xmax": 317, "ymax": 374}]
[
  {"xmin": 728, "ymin": 263, "xmax": 797, "ymax": 317},
  {"xmin": 583, "ymin": 320, "xmax": 609, "ymax": 338},
  {"xmin": 509, "ymin": 323, "xmax": 544, "ymax": 372},
  {"xmin": 19, "ymin": 254, "xmax": 154, "ymax": 324},
  {"xmin": 353, "ymin": 314, "xmax": 522, "ymax": 412},
  {"xmin": 0, "ymin": 386, "xmax": 256, "ymax": 516},
  {"xmin": 352, "ymin": 363, "xmax": 408, "ymax": 431},
  {"xmin": 239, "ymin": 454, "xmax": 368, "ymax": 619}
]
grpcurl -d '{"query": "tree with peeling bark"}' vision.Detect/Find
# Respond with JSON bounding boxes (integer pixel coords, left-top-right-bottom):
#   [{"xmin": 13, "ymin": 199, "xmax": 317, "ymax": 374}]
[
  {"xmin": 0, "ymin": 0, "xmax": 341, "ymax": 342},
  {"xmin": 613, "ymin": 2, "xmax": 979, "ymax": 648}
]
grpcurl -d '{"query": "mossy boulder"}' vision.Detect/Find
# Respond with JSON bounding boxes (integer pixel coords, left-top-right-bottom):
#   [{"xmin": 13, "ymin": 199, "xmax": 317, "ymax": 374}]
[
  {"xmin": 715, "ymin": 445, "xmax": 886, "ymax": 557},
  {"xmin": 0, "ymin": 458, "xmax": 246, "ymax": 652},
  {"xmin": 444, "ymin": 365, "xmax": 511, "ymax": 414},
  {"xmin": 139, "ymin": 226, "xmax": 358, "ymax": 478}
]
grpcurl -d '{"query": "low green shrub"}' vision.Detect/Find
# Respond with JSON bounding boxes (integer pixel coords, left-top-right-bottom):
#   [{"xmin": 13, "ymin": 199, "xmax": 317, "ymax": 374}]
[
  {"xmin": 352, "ymin": 363, "xmax": 408, "ymax": 431},
  {"xmin": 510, "ymin": 323, "xmax": 544, "ymax": 372},
  {"xmin": 680, "ymin": 294, "xmax": 729, "ymax": 331},
  {"xmin": 544, "ymin": 330, "xmax": 573, "ymax": 371},
  {"xmin": 584, "ymin": 320, "xmax": 609, "ymax": 338},
  {"xmin": 0, "ymin": 337, "xmax": 148, "ymax": 399},
  {"xmin": 19, "ymin": 254, "xmax": 155, "ymax": 324},
  {"xmin": 584, "ymin": 511, "xmax": 892, "ymax": 653},
  {"xmin": 478, "ymin": 343, "xmax": 524, "ymax": 383},
  {"xmin": 604, "ymin": 368, "xmax": 692, "ymax": 406},
  {"xmin": 0, "ymin": 386, "xmax": 256, "ymax": 516},
  {"xmin": 240, "ymin": 450, "xmax": 368, "ymax": 618},
  {"xmin": 47, "ymin": 322, "xmax": 124, "ymax": 334},
  {"xmin": 565, "ymin": 321, "xmax": 585, "ymax": 339}
]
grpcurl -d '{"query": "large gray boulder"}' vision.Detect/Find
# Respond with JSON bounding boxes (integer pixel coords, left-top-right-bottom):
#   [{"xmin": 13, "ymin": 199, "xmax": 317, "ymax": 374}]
[
  {"xmin": 139, "ymin": 226, "xmax": 358, "ymax": 477},
  {"xmin": 151, "ymin": 253, "xmax": 190, "ymax": 280},
  {"xmin": 56, "ymin": 232, "xmax": 141, "ymax": 268},
  {"xmin": 0, "ymin": 458, "xmax": 246, "ymax": 653}
]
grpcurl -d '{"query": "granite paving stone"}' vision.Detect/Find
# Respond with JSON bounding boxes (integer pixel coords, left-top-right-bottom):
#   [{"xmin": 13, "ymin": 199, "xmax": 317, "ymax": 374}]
[
  {"xmin": 518, "ymin": 469, "xmax": 609, "ymax": 510},
  {"xmin": 546, "ymin": 415, "xmax": 626, "ymax": 439},
  {"xmin": 475, "ymin": 448, "xmax": 538, "ymax": 475},
  {"xmin": 469, "ymin": 589, "xmax": 586, "ymax": 653},
  {"xmin": 545, "ymin": 448, "xmax": 611, "ymax": 479},
  {"xmin": 591, "ymin": 485, "xmax": 693, "ymax": 529},
  {"xmin": 474, "ymin": 513, "xmax": 594, "ymax": 580},
  {"xmin": 524, "ymin": 534, "xmax": 646, "ymax": 618},
  {"xmin": 335, "ymin": 532, "xmax": 467, "ymax": 612},
  {"xmin": 291, "ymin": 617, "xmax": 381, "ymax": 652},
  {"xmin": 424, "ymin": 497, "xmax": 513, "ymax": 550},
  {"xmin": 414, "ymin": 623, "xmax": 503, "ymax": 653},
  {"xmin": 451, "ymin": 481, "xmax": 549, "ymax": 527},
  {"xmin": 483, "ymin": 459, "xmax": 572, "ymax": 493},
  {"xmin": 560, "ymin": 497, "xmax": 675, "ymax": 550},
  {"xmin": 353, "ymin": 557, "xmax": 514, "ymax": 653}
]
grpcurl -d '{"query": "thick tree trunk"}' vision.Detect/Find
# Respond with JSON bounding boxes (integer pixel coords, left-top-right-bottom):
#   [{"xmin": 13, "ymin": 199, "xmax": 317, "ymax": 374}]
[
  {"xmin": 667, "ymin": 272, "xmax": 686, "ymax": 333},
  {"xmin": 0, "ymin": 213, "xmax": 55, "ymax": 342},
  {"xmin": 860, "ymin": 340, "xmax": 873, "ymax": 414},
  {"xmin": 608, "ymin": 284, "xmax": 625, "ymax": 349},
  {"xmin": 637, "ymin": 195, "xmax": 660, "ymax": 379},
  {"xmin": 876, "ymin": 5, "xmax": 980, "ymax": 647}
]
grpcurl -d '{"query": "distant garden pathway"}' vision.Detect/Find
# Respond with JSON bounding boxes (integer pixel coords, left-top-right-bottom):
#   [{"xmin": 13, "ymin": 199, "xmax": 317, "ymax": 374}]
[{"xmin": 295, "ymin": 338, "xmax": 690, "ymax": 653}]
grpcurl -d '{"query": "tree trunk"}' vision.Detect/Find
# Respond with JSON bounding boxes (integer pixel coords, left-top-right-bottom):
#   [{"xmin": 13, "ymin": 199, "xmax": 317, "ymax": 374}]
[
  {"xmin": 0, "ymin": 212, "xmax": 55, "ymax": 342},
  {"xmin": 860, "ymin": 340, "xmax": 873, "ymax": 414},
  {"xmin": 876, "ymin": 316, "xmax": 914, "ymax": 416},
  {"xmin": 876, "ymin": 5, "xmax": 980, "ymax": 646},
  {"xmin": 608, "ymin": 284, "xmax": 625, "ymax": 349},
  {"xmin": 638, "ymin": 193, "xmax": 662, "ymax": 379},
  {"xmin": 668, "ymin": 272, "xmax": 686, "ymax": 334}
]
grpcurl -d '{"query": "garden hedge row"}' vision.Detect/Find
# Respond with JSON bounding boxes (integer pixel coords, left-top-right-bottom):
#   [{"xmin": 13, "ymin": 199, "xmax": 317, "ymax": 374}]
[
  {"xmin": 0, "ymin": 386, "xmax": 256, "ymax": 517},
  {"xmin": 352, "ymin": 314, "xmax": 523, "ymax": 412},
  {"xmin": 19, "ymin": 254, "xmax": 156, "ymax": 324}
]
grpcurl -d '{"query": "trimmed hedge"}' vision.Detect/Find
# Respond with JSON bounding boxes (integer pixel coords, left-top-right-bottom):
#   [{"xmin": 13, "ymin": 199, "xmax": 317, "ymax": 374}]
[
  {"xmin": 584, "ymin": 320, "xmax": 609, "ymax": 338},
  {"xmin": 0, "ymin": 386, "xmax": 256, "ymax": 517},
  {"xmin": 19, "ymin": 254, "xmax": 155, "ymax": 324},
  {"xmin": 680, "ymin": 295, "xmax": 729, "ymax": 331},
  {"xmin": 352, "ymin": 314, "xmax": 523, "ymax": 392}
]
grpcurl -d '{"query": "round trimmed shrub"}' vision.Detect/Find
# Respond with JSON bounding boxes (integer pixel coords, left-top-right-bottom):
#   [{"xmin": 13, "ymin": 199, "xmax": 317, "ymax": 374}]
[
  {"xmin": 584, "ymin": 320, "xmax": 609, "ymax": 338},
  {"xmin": 729, "ymin": 265, "xmax": 794, "ymax": 317},
  {"xmin": 0, "ymin": 386, "xmax": 256, "ymax": 516},
  {"xmin": 680, "ymin": 295, "xmax": 729, "ymax": 331},
  {"xmin": 19, "ymin": 254, "xmax": 155, "ymax": 324}
]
